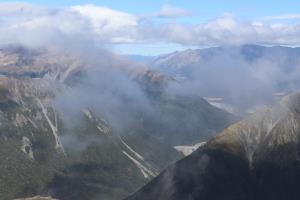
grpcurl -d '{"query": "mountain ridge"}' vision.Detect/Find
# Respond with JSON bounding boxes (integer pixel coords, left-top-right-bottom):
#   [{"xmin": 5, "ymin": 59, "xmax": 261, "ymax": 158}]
[{"xmin": 125, "ymin": 92, "xmax": 300, "ymax": 200}]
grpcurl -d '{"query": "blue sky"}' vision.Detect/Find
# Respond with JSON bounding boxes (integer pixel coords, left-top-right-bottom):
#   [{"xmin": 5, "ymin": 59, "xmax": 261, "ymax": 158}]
[
  {"xmin": 5, "ymin": 0, "xmax": 300, "ymax": 20},
  {"xmin": 1, "ymin": 1, "xmax": 300, "ymax": 55}
]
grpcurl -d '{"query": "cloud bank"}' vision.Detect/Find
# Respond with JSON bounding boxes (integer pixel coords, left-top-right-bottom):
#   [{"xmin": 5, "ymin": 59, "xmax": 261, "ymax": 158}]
[
  {"xmin": 153, "ymin": 5, "xmax": 191, "ymax": 18},
  {"xmin": 1, "ymin": 2, "xmax": 300, "ymax": 49}
]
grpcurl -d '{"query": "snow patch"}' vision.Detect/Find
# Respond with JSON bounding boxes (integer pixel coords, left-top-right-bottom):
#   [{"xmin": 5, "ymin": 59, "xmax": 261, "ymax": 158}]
[
  {"xmin": 174, "ymin": 142, "xmax": 206, "ymax": 156},
  {"xmin": 122, "ymin": 150, "xmax": 156, "ymax": 179},
  {"xmin": 119, "ymin": 136, "xmax": 144, "ymax": 160},
  {"xmin": 37, "ymin": 98, "xmax": 66, "ymax": 155},
  {"xmin": 83, "ymin": 109, "xmax": 111, "ymax": 135}
]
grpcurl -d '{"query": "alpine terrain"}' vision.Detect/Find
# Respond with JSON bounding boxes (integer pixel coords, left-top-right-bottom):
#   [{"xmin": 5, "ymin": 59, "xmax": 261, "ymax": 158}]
[
  {"xmin": 148, "ymin": 45, "xmax": 300, "ymax": 115},
  {"xmin": 126, "ymin": 92, "xmax": 300, "ymax": 200},
  {"xmin": 0, "ymin": 46, "xmax": 235, "ymax": 200}
]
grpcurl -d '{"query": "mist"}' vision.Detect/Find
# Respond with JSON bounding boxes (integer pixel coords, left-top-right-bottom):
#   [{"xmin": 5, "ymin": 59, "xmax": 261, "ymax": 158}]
[
  {"xmin": 1, "ymin": 2, "xmax": 300, "ymax": 119},
  {"xmin": 1, "ymin": 2, "xmax": 296, "ymax": 147},
  {"xmin": 55, "ymin": 54, "xmax": 153, "ymax": 131},
  {"xmin": 157, "ymin": 45, "xmax": 300, "ymax": 114}
]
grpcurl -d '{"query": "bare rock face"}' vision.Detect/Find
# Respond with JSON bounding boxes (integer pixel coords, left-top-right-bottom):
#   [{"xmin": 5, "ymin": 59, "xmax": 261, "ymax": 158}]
[{"xmin": 126, "ymin": 92, "xmax": 300, "ymax": 200}]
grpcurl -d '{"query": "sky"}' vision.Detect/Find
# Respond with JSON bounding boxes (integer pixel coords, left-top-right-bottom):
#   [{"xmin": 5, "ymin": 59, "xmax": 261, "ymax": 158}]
[
  {"xmin": 1, "ymin": 0, "xmax": 300, "ymax": 55},
  {"xmin": 5, "ymin": 0, "xmax": 300, "ymax": 19}
]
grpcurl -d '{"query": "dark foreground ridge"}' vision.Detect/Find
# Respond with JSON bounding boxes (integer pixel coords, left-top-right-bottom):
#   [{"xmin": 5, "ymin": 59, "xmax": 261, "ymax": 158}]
[{"xmin": 126, "ymin": 92, "xmax": 300, "ymax": 200}]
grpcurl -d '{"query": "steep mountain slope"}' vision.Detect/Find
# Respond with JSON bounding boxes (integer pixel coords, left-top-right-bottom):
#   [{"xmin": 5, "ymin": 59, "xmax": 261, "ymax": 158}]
[
  {"xmin": 141, "ymin": 95, "xmax": 235, "ymax": 145},
  {"xmin": 0, "ymin": 46, "xmax": 234, "ymax": 200},
  {"xmin": 0, "ymin": 76, "xmax": 182, "ymax": 200},
  {"xmin": 0, "ymin": 47, "xmax": 181, "ymax": 200},
  {"xmin": 135, "ymin": 70, "xmax": 236, "ymax": 145},
  {"xmin": 126, "ymin": 92, "xmax": 300, "ymax": 200}
]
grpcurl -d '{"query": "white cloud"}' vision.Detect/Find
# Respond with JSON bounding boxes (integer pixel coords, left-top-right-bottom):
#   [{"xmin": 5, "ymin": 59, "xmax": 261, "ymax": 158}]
[
  {"xmin": 1, "ymin": 3, "xmax": 300, "ymax": 49},
  {"xmin": 151, "ymin": 16, "xmax": 300, "ymax": 46},
  {"xmin": 153, "ymin": 5, "xmax": 191, "ymax": 18},
  {"xmin": 0, "ymin": 3, "xmax": 140, "ymax": 47},
  {"xmin": 71, "ymin": 5, "xmax": 138, "ymax": 43}
]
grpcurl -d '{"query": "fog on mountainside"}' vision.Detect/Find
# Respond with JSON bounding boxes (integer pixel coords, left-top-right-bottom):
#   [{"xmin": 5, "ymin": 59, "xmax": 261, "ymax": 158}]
[
  {"xmin": 2, "ymin": 1, "xmax": 300, "ymax": 200},
  {"xmin": 0, "ymin": 45, "xmax": 182, "ymax": 200},
  {"xmin": 0, "ymin": 37, "xmax": 235, "ymax": 200},
  {"xmin": 144, "ymin": 45, "xmax": 300, "ymax": 115}
]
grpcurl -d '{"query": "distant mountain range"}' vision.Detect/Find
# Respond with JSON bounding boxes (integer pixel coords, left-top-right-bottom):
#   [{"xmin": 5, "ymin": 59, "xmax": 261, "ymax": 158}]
[{"xmin": 130, "ymin": 45, "xmax": 300, "ymax": 115}]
